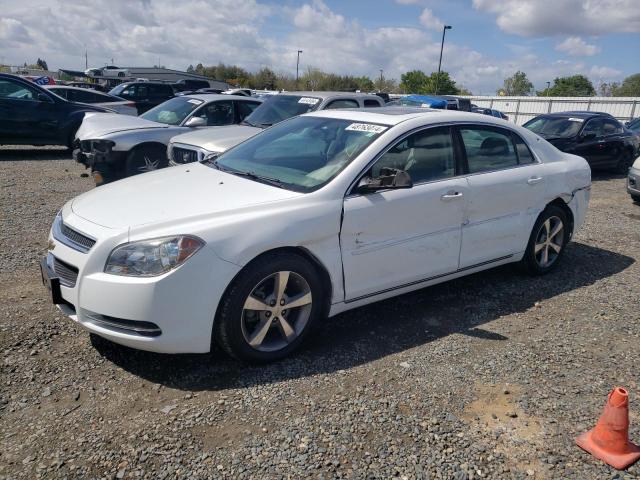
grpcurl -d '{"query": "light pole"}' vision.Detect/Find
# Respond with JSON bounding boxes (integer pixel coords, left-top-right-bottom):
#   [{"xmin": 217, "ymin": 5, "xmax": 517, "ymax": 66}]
[
  {"xmin": 296, "ymin": 50, "xmax": 303, "ymax": 87},
  {"xmin": 379, "ymin": 69, "xmax": 383, "ymax": 91},
  {"xmin": 546, "ymin": 81, "xmax": 551, "ymax": 96},
  {"xmin": 435, "ymin": 25, "xmax": 452, "ymax": 95}
]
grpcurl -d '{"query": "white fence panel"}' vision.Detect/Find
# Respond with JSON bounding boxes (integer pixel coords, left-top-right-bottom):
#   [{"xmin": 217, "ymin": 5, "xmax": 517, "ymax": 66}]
[{"xmin": 464, "ymin": 96, "xmax": 640, "ymax": 125}]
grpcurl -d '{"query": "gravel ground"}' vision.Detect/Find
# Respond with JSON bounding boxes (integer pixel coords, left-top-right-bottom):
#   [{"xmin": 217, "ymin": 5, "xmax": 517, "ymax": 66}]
[{"xmin": 1, "ymin": 146, "xmax": 640, "ymax": 480}]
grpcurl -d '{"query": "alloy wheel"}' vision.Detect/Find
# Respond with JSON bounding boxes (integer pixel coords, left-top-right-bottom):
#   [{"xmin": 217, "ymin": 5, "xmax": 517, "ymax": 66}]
[
  {"xmin": 139, "ymin": 155, "xmax": 161, "ymax": 172},
  {"xmin": 240, "ymin": 271, "xmax": 312, "ymax": 352},
  {"xmin": 534, "ymin": 216, "xmax": 564, "ymax": 268}
]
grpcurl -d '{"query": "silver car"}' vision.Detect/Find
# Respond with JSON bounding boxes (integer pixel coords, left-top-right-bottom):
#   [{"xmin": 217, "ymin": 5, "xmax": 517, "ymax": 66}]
[
  {"xmin": 74, "ymin": 94, "xmax": 262, "ymax": 184},
  {"xmin": 168, "ymin": 91, "xmax": 384, "ymax": 165}
]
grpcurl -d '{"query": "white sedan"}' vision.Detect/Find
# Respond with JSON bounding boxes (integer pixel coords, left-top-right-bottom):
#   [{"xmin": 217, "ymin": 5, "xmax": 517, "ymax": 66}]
[{"xmin": 41, "ymin": 108, "xmax": 591, "ymax": 362}]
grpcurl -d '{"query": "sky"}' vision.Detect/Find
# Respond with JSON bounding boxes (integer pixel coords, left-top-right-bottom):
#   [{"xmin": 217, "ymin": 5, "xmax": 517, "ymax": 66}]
[{"xmin": 1, "ymin": 0, "xmax": 638, "ymax": 94}]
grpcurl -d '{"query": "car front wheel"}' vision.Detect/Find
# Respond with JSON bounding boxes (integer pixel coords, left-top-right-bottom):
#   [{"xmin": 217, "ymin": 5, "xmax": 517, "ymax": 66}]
[
  {"xmin": 125, "ymin": 145, "xmax": 168, "ymax": 177},
  {"xmin": 613, "ymin": 149, "xmax": 633, "ymax": 174},
  {"xmin": 521, "ymin": 205, "xmax": 570, "ymax": 275},
  {"xmin": 214, "ymin": 252, "xmax": 324, "ymax": 362}
]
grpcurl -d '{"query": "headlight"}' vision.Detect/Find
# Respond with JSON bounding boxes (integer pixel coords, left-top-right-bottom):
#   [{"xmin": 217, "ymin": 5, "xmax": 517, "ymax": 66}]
[
  {"xmin": 91, "ymin": 140, "xmax": 115, "ymax": 153},
  {"xmin": 104, "ymin": 235, "xmax": 204, "ymax": 277}
]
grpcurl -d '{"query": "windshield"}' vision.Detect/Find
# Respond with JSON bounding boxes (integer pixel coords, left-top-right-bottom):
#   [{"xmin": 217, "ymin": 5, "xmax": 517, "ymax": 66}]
[
  {"xmin": 243, "ymin": 95, "xmax": 321, "ymax": 127},
  {"xmin": 524, "ymin": 116, "xmax": 584, "ymax": 138},
  {"xmin": 108, "ymin": 84, "xmax": 127, "ymax": 96},
  {"xmin": 212, "ymin": 116, "xmax": 388, "ymax": 192},
  {"xmin": 140, "ymin": 97, "xmax": 204, "ymax": 125}
]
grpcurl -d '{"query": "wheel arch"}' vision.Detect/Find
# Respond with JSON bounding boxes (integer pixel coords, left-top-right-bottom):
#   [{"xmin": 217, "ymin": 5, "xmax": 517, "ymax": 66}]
[
  {"xmin": 547, "ymin": 197, "xmax": 575, "ymax": 239},
  {"xmin": 128, "ymin": 141, "xmax": 168, "ymax": 155},
  {"xmin": 213, "ymin": 246, "xmax": 334, "ymax": 328}
]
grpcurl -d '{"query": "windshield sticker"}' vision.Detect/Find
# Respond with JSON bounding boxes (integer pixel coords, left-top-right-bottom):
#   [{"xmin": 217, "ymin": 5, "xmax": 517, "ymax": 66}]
[
  {"xmin": 298, "ymin": 97, "xmax": 320, "ymax": 105},
  {"xmin": 188, "ymin": 99, "xmax": 203, "ymax": 105},
  {"xmin": 345, "ymin": 123, "xmax": 388, "ymax": 134},
  {"xmin": 568, "ymin": 117, "xmax": 584, "ymax": 122}
]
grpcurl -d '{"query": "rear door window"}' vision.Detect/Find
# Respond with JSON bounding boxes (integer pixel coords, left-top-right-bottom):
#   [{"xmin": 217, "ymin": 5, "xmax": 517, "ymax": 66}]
[
  {"xmin": 364, "ymin": 99, "xmax": 381, "ymax": 108},
  {"xmin": 236, "ymin": 100, "xmax": 261, "ymax": 120},
  {"xmin": 581, "ymin": 118, "xmax": 605, "ymax": 138},
  {"xmin": 325, "ymin": 99, "xmax": 359, "ymax": 109},
  {"xmin": 460, "ymin": 126, "xmax": 519, "ymax": 173}
]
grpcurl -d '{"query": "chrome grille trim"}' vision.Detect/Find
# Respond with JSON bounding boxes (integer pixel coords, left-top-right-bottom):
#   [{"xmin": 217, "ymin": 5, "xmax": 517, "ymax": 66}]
[{"xmin": 52, "ymin": 213, "xmax": 96, "ymax": 253}]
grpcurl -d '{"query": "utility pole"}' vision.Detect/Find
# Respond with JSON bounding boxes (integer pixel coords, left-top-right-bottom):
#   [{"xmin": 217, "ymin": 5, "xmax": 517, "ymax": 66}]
[
  {"xmin": 546, "ymin": 81, "xmax": 551, "ymax": 96},
  {"xmin": 296, "ymin": 50, "xmax": 303, "ymax": 87},
  {"xmin": 85, "ymin": 50, "xmax": 88, "ymax": 69},
  {"xmin": 379, "ymin": 69, "xmax": 383, "ymax": 91},
  {"xmin": 435, "ymin": 25, "xmax": 452, "ymax": 95}
]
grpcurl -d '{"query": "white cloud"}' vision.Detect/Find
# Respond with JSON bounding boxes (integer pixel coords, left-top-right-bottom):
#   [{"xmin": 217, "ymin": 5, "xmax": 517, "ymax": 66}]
[
  {"xmin": 590, "ymin": 65, "xmax": 622, "ymax": 79},
  {"xmin": 473, "ymin": 0, "xmax": 640, "ymax": 36},
  {"xmin": 0, "ymin": 0, "xmax": 628, "ymax": 94},
  {"xmin": 419, "ymin": 8, "xmax": 444, "ymax": 31},
  {"xmin": 555, "ymin": 37, "xmax": 600, "ymax": 56}
]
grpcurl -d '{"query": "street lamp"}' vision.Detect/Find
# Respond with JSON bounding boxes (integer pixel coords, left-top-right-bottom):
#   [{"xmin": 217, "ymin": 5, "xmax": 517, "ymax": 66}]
[
  {"xmin": 296, "ymin": 50, "xmax": 303, "ymax": 87},
  {"xmin": 435, "ymin": 25, "xmax": 452, "ymax": 95},
  {"xmin": 379, "ymin": 69, "xmax": 383, "ymax": 91},
  {"xmin": 546, "ymin": 81, "xmax": 551, "ymax": 96}
]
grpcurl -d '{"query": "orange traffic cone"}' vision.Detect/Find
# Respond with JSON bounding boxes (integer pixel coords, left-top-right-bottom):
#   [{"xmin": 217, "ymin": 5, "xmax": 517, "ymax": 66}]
[{"xmin": 576, "ymin": 387, "xmax": 640, "ymax": 469}]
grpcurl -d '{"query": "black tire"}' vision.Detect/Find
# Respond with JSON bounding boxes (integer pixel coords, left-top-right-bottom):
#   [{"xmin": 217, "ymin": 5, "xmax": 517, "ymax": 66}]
[
  {"xmin": 520, "ymin": 205, "xmax": 571, "ymax": 275},
  {"xmin": 214, "ymin": 252, "xmax": 325, "ymax": 362},
  {"xmin": 612, "ymin": 149, "xmax": 633, "ymax": 174},
  {"xmin": 125, "ymin": 145, "xmax": 168, "ymax": 178},
  {"xmin": 632, "ymin": 194, "xmax": 640, "ymax": 204}
]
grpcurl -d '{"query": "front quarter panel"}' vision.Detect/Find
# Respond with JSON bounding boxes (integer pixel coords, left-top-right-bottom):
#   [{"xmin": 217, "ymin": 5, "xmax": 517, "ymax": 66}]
[{"xmin": 107, "ymin": 127, "xmax": 188, "ymax": 151}]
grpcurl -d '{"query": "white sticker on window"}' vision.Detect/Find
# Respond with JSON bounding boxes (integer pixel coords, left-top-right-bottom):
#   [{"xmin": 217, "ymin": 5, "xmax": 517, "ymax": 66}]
[
  {"xmin": 188, "ymin": 99, "xmax": 203, "ymax": 105},
  {"xmin": 568, "ymin": 117, "xmax": 584, "ymax": 122},
  {"xmin": 298, "ymin": 97, "xmax": 320, "ymax": 105},
  {"xmin": 345, "ymin": 123, "xmax": 388, "ymax": 134}
]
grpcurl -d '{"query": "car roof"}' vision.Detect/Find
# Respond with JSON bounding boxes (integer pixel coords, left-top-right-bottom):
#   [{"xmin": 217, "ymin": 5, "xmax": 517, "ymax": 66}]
[
  {"xmin": 543, "ymin": 111, "xmax": 613, "ymax": 119},
  {"xmin": 180, "ymin": 93, "xmax": 263, "ymax": 102},
  {"xmin": 279, "ymin": 91, "xmax": 382, "ymax": 99},
  {"xmin": 45, "ymin": 85, "xmax": 107, "ymax": 93},
  {"xmin": 306, "ymin": 106, "xmax": 519, "ymax": 127}
]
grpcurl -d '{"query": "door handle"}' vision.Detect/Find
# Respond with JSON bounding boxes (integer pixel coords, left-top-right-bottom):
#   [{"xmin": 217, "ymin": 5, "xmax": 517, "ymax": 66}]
[
  {"xmin": 527, "ymin": 176, "xmax": 544, "ymax": 185},
  {"xmin": 441, "ymin": 191, "xmax": 464, "ymax": 201}
]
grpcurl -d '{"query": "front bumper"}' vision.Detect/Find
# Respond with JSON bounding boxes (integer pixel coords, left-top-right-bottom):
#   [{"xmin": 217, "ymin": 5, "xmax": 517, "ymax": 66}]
[
  {"xmin": 42, "ymin": 210, "xmax": 241, "ymax": 354},
  {"xmin": 74, "ymin": 141, "xmax": 128, "ymax": 183},
  {"xmin": 628, "ymin": 167, "xmax": 640, "ymax": 197}
]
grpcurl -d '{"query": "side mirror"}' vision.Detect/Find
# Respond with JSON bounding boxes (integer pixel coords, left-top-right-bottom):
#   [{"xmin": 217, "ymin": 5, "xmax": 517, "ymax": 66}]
[
  {"xmin": 357, "ymin": 167, "xmax": 413, "ymax": 193},
  {"xmin": 580, "ymin": 132, "xmax": 596, "ymax": 142},
  {"xmin": 184, "ymin": 116, "xmax": 207, "ymax": 127}
]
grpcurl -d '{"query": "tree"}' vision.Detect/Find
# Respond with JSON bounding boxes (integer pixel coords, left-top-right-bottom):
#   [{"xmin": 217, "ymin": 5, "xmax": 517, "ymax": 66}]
[
  {"xmin": 186, "ymin": 64, "xmax": 195, "ymax": 73},
  {"xmin": 36, "ymin": 58, "xmax": 48, "ymax": 70},
  {"xmin": 251, "ymin": 67, "xmax": 277, "ymax": 89},
  {"xmin": 612, "ymin": 74, "xmax": 640, "ymax": 96},
  {"xmin": 399, "ymin": 70, "xmax": 459, "ymax": 95},
  {"xmin": 501, "ymin": 71, "xmax": 533, "ymax": 96},
  {"xmin": 537, "ymin": 75, "xmax": 595, "ymax": 97},
  {"xmin": 400, "ymin": 70, "xmax": 429, "ymax": 94}
]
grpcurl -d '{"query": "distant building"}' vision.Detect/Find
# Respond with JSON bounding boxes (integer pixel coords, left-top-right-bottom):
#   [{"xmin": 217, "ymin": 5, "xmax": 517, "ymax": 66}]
[{"xmin": 124, "ymin": 67, "xmax": 229, "ymax": 90}]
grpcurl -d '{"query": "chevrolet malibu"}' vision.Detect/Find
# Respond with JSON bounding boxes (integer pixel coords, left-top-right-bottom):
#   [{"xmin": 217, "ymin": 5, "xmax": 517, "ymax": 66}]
[{"xmin": 41, "ymin": 108, "xmax": 591, "ymax": 362}]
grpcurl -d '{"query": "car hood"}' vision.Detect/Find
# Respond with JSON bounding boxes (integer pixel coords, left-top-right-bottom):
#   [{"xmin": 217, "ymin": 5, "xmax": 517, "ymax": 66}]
[
  {"xmin": 70, "ymin": 163, "xmax": 301, "ymax": 229},
  {"xmin": 76, "ymin": 113, "xmax": 168, "ymax": 139},
  {"xmin": 171, "ymin": 124, "xmax": 262, "ymax": 153}
]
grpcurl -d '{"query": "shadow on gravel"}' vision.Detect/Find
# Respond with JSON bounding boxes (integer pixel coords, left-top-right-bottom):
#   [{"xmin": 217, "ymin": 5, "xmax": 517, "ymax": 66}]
[
  {"xmin": 0, "ymin": 147, "xmax": 71, "ymax": 161},
  {"xmin": 92, "ymin": 241, "xmax": 634, "ymax": 391},
  {"xmin": 591, "ymin": 171, "xmax": 627, "ymax": 181}
]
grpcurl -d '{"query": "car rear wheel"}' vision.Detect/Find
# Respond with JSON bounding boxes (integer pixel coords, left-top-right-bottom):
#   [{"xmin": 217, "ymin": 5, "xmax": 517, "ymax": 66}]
[
  {"xmin": 612, "ymin": 149, "xmax": 633, "ymax": 174},
  {"xmin": 521, "ymin": 205, "xmax": 570, "ymax": 275},
  {"xmin": 214, "ymin": 252, "xmax": 324, "ymax": 362},
  {"xmin": 125, "ymin": 145, "xmax": 168, "ymax": 177}
]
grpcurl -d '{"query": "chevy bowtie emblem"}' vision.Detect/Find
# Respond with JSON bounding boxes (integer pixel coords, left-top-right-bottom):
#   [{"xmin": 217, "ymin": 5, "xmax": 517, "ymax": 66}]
[{"xmin": 47, "ymin": 239, "xmax": 56, "ymax": 251}]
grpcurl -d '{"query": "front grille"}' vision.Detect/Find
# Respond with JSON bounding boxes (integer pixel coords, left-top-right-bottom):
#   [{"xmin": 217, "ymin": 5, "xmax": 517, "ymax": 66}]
[
  {"xmin": 53, "ymin": 257, "xmax": 79, "ymax": 287},
  {"xmin": 60, "ymin": 222, "xmax": 96, "ymax": 251},
  {"xmin": 171, "ymin": 146, "xmax": 200, "ymax": 164}
]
